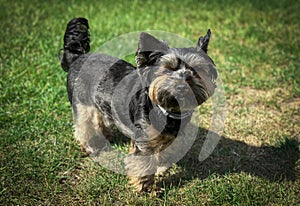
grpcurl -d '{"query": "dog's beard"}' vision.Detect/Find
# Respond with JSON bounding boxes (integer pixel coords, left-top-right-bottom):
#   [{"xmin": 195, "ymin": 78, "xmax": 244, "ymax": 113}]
[
  {"xmin": 147, "ymin": 52, "xmax": 217, "ymax": 112},
  {"xmin": 149, "ymin": 74, "xmax": 210, "ymax": 112}
]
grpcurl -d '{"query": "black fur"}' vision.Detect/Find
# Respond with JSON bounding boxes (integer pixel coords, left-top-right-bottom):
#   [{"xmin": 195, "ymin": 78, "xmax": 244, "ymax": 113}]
[
  {"xmin": 197, "ymin": 29, "xmax": 211, "ymax": 53},
  {"xmin": 61, "ymin": 17, "xmax": 90, "ymax": 72},
  {"xmin": 60, "ymin": 17, "xmax": 217, "ymax": 192}
]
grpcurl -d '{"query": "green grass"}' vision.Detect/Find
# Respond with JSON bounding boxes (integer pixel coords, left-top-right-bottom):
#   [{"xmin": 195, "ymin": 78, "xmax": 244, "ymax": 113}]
[{"xmin": 0, "ymin": 0, "xmax": 299, "ymax": 205}]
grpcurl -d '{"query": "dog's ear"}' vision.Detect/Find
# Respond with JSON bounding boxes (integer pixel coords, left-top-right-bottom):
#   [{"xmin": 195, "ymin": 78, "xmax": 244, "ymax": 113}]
[
  {"xmin": 196, "ymin": 29, "xmax": 211, "ymax": 53},
  {"xmin": 136, "ymin": 32, "xmax": 169, "ymax": 68}
]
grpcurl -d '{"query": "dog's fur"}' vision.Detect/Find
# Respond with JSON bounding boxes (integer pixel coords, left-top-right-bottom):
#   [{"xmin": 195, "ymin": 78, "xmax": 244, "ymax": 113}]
[{"xmin": 60, "ymin": 17, "xmax": 217, "ymax": 192}]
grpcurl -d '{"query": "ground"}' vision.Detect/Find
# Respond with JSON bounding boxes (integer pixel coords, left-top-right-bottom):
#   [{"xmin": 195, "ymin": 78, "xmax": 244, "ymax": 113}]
[{"xmin": 0, "ymin": 0, "xmax": 299, "ymax": 205}]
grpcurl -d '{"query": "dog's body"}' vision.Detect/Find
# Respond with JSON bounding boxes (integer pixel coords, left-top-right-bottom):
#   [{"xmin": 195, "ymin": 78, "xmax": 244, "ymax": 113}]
[{"xmin": 60, "ymin": 18, "xmax": 217, "ymax": 192}]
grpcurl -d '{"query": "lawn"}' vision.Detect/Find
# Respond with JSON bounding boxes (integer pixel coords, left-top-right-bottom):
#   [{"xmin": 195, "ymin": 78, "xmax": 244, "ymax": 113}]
[{"xmin": 0, "ymin": 0, "xmax": 299, "ymax": 205}]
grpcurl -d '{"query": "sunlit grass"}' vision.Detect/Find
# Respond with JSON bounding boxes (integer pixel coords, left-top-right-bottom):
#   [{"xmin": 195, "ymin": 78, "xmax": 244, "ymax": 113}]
[{"xmin": 0, "ymin": 0, "xmax": 299, "ymax": 205}]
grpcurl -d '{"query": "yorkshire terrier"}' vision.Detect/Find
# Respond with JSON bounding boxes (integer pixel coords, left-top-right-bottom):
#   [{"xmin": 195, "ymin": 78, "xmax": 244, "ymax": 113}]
[{"xmin": 60, "ymin": 17, "xmax": 217, "ymax": 192}]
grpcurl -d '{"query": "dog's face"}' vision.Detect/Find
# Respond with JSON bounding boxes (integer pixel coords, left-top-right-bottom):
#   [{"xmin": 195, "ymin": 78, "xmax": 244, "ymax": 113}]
[{"xmin": 136, "ymin": 31, "xmax": 217, "ymax": 113}]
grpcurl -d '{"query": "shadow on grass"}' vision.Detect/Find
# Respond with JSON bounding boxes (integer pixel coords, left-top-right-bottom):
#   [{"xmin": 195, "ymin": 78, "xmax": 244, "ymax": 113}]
[
  {"xmin": 109, "ymin": 125, "xmax": 299, "ymax": 188},
  {"xmin": 159, "ymin": 127, "xmax": 299, "ymax": 188}
]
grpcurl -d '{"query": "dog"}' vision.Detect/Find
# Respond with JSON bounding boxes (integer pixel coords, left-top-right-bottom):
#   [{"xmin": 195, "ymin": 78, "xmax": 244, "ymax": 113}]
[{"xmin": 60, "ymin": 17, "xmax": 217, "ymax": 192}]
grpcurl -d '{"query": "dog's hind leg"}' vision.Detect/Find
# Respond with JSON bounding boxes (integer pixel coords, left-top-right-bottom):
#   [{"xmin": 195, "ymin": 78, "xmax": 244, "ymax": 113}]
[{"xmin": 73, "ymin": 104, "xmax": 112, "ymax": 155}]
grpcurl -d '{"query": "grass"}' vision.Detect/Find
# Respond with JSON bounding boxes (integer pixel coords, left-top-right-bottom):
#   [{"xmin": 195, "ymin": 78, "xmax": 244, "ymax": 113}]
[{"xmin": 0, "ymin": 0, "xmax": 299, "ymax": 205}]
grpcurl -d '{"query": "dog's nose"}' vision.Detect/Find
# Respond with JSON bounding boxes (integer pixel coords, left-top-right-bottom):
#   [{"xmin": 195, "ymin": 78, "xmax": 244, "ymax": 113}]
[{"xmin": 178, "ymin": 72, "xmax": 185, "ymax": 79}]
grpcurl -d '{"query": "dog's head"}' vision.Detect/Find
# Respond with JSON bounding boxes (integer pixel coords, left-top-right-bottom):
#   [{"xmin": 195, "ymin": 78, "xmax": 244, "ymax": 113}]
[{"xmin": 136, "ymin": 31, "xmax": 217, "ymax": 113}]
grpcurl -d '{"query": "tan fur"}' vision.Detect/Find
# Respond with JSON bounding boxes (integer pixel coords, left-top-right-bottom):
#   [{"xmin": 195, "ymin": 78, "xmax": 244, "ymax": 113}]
[
  {"xmin": 148, "ymin": 75, "xmax": 169, "ymax": 104},
  {"xmin": 146, "ymin": 125, "xmax": 175, "ymax": 153},
  {"xmin": 129, "ymin": 140, "xmax": 136, "ymax": 154},
  {"xmin": 128, "ymin": 174, "xmax": 155, "ymax": 192},
  {"xmin": 74, "ymin": 104, "xmax": 113, "ymax": 155},
  {"xmin": 125, "ymin": 125, "xmax": 176, "ymax": 192},
  {"xmin": 74, "ymin": 105, "xmax": 176, "ymax": 192}
]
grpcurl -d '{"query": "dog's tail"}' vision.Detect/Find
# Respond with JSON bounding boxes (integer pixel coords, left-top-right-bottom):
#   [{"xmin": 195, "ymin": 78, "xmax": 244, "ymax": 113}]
[{"xmin": 60, "ymin": 17, "xmax": 90, "ymax": 72}]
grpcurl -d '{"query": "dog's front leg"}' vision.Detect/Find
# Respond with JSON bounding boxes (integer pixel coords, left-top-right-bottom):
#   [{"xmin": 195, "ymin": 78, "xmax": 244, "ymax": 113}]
[{"xmin": 125, "ymin": 139, "xmax": 157, "ymax": 192}]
